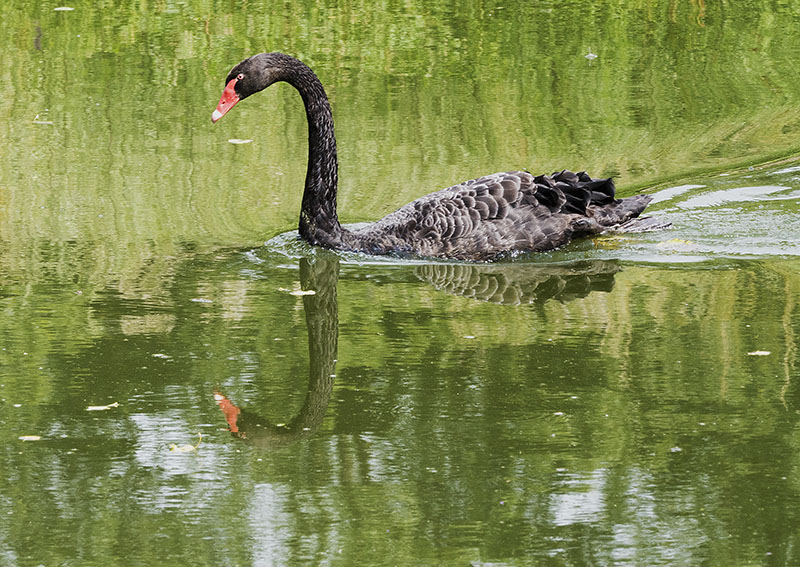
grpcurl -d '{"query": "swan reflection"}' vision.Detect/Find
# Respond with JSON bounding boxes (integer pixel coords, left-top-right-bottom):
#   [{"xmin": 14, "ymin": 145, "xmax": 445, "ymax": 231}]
[
  {"xmin": 415, "ymin": 261, "xmax": 620, "ymax": 305},
  {"xmin": 216, "ymin": 257, "xmax": 619, "ymax": 445},
  {"xmin": 215, "ymin": 256, "xmax": 339, "ymax": 447}
]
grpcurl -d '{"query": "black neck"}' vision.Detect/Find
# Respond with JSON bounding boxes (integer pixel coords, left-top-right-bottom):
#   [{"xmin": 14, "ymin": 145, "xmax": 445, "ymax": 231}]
[{"xmin": 284, "ymin": 61, "xmax": 344, "ymax": 245}]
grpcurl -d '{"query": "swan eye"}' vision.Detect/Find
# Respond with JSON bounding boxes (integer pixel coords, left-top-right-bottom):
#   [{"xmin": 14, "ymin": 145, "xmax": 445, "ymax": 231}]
[{"xmin": 237, "ymin": 73, "xmax": 244, "ymax": 80}]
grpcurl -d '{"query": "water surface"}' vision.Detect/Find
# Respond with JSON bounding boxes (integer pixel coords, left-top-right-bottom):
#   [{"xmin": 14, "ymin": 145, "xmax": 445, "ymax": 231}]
[{"xmin": 1, "ymin": 1, "xmax": 800, "ymax": 565}]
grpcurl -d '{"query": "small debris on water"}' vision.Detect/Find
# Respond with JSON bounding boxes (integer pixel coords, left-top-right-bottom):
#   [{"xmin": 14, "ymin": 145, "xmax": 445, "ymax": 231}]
[
  {"xmin": 190, "ymin": 298, "xmax": 213, "ymax": 303},
  {"xmin": 228, "ymin": 139, "xmax": 253, "ymax": 144},
  {"xmin": 19, "ymin": 435, "xmax": 42, "ymax": 441},
  {"xmin": 747, "ymin": 350, "xmax": 771, "ymax": 356},
  {"xmin": 278, "ymin": 287, "xmax": 316, "ymax": 296},
  {"xmin": 585, "ymin": 49, "xmax": 598, "ymax": 60},
  {"xmin": 657, "ymin": 238, "xmax": 697, "ymax": 250},
  {"xmin": 169, "ymin": 432, "xmax": 203, "ymax": 453},
  {"xmin": 54, "ymin": 6, "xmax": 75, "ymax": 11},
  {"xmin": 86, "ymin": 402, "xmax": 119, "ymax": 411}
]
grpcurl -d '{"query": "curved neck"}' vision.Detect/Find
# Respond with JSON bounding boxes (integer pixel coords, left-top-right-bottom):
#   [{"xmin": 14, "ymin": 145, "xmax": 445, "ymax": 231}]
[{"xmin": 285, "ymin": 62, "xmax": 344, "ymax": 245}]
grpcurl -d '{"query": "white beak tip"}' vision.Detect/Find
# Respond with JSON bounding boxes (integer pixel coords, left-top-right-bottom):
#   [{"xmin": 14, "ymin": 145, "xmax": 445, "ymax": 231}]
[{"xmin": 211, "ymin": 109, "xmax": 223, "ymax": 123}]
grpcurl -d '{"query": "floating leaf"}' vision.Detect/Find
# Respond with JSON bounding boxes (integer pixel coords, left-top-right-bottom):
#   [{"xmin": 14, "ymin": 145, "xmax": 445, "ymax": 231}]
[
  {"xmin": 86, "ymin": 401, "xmax": 119, "ymax": 411},
  {"xmin": 278, "ymin": 287, "xmax": 316, "ymax": 296},
  {"xmin": 169, "ymin": 432, "xmax": 203, "ymax": 452}
]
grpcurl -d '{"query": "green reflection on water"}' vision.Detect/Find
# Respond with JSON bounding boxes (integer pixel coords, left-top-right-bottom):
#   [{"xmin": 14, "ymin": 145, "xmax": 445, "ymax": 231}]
[
  {"xmin": 2, "ymin": 249, "xmax": 799, "ymax": 565},
  {"xmin": 2, "ymin": 0, "xmax": 800, "ymax": 565}
]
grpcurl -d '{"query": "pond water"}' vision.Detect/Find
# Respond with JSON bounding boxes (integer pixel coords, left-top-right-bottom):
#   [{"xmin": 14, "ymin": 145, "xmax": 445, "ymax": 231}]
[{"xmin": 2, "ymin": 1, "xmax": 800, "ymax": 566}]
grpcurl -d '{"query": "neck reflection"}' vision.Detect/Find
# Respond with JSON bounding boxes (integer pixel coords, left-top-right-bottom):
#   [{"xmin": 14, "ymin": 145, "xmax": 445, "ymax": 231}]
[
  {"xmin": 215, "ymin": 255, "xmax": 339, "ymax": 447},
  {"xmin": 215, "ymin": 257, "xmax": 620, "ymax": 446}
]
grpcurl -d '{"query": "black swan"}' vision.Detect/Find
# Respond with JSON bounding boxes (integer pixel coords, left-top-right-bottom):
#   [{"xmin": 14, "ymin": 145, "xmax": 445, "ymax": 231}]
[{"xmin": 212, "ymin": 53, "xmax": 662, "ymax": 261}]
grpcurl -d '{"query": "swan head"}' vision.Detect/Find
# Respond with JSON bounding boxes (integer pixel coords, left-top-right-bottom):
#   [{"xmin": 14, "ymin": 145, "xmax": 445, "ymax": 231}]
[{"xmin": 212, "ymin": 53, "xmax": 296, "ymax": 123}]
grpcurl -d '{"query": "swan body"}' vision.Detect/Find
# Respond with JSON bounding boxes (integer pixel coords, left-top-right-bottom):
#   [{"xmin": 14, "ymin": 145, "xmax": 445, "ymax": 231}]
[{"xmin": 213, "ymin": 53, "xmax": 660, "ymax": 261}]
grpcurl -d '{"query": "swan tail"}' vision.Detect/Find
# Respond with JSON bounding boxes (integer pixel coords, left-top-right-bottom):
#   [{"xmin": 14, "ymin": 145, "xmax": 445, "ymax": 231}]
[{"xmin": 592, "ymin": 194, "xmax": 671, "ymax": 231}]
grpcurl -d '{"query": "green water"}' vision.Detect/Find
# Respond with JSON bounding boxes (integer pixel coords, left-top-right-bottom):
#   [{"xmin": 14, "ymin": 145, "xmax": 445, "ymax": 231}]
[{"xmin": 2, "ymin": 1, "xmax": 800, "ymax": 565}]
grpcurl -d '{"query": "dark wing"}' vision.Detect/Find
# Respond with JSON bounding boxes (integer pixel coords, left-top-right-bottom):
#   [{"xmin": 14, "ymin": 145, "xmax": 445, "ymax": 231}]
[{"xmin": 357, "ymin": 170, "xmax": 623, "ymax": 261}]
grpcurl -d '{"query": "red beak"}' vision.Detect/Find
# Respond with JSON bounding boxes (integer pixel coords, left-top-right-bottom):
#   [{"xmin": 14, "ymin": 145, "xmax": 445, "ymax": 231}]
[{"xmin": 212, "ymin": 78, "xmax": 240, "ymax": 123}]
